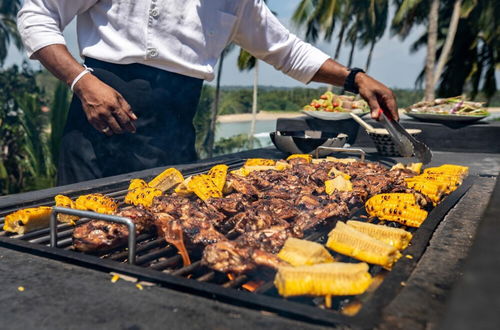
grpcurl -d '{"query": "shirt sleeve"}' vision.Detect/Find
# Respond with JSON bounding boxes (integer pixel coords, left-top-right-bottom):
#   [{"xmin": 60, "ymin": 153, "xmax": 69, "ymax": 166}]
[
  {"xmin": 17, "ymin": 0, "xmax": 97, "ymax": 58},
  {"xmin": 232, "ymin": 0, "xmax": 330, "ymax": 84}
]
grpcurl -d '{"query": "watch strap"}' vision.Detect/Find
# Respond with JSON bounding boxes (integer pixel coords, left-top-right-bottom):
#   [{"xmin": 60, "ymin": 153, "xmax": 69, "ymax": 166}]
[{"xmin": 344, "ymin": 67, "xmax": 365, "ymax": 94}]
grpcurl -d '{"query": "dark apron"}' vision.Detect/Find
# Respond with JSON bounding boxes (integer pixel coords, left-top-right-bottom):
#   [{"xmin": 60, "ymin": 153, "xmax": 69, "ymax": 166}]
[{"xmin": 57, "ymin": 58, "xmax": 203, "ymax": 185}]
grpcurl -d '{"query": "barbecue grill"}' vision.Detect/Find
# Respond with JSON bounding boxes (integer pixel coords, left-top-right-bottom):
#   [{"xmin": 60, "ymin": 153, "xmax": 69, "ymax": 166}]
[{"xmin": 0, "ymin": 147, "xmax": 489, "ymax": 329}]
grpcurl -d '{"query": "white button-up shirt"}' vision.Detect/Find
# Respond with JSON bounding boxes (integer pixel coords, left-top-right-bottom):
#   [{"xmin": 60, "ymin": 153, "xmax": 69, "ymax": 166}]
[{"xmin": 18, "ymin": 0, "xmax": 330, "ymax": 84}]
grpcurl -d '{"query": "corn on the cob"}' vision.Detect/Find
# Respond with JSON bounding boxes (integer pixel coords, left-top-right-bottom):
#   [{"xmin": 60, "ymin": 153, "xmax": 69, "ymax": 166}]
[
  {"xmin": 230, "ymin": 167, "xmax": 249, "ymax": 177},
  {"xmin": 128, "ymin": 179, "xmax": 148, "ymax": 191},
  {"xmin": 74, "ymin": 194, "xmax": 118, "ymax": 214},
  {"xmin": 148, "ymin": 168, "xmax": 184, "ymax": 192},
  {"xmin": 207, "ymin": 164, "xmax": 228, "ymax": 193},
  {"xmin": 274, "ymin": 262, "xmax": 372, "ymax": 297},
  {"xmin": 346, "ymin": 220, "xmax": 413, "ymax": 250},
  {"xmin": 187, "ymin": 174, "xmax": 222, "ymax": 201},
  {"xmin": 424, "ymin": 164, "xmax": 468, "ymax": 178},
  {"xmin": 366, "ymin": 200, "xmax": 428, "ymax": 227},
  {"xmin": 286, "ymin": 154, "xmax": 312, "ymax": 163},
  {"xmin": 277, "ymin": 238, "xmax": 334, "ymax": 266},
  {"xmin": 404, "ymin": 180, "xmax": 443, "ymax": 204},
  {"xmin": 3, "ymin": 206, "xmax": 52, "ymax": 234},
  {"xmin": 326, "ymin": 222, "xmax": 401, "ymax": 270},
  {"xmin": 243, "ymin": 165, "xmax": 277, "ymax": 173},
  {"xmin": 244, "ymin": 158, "xmax": 276, "ymax": 166},
  {"xmin": 365, "ymin": 193, "xmax": 418, "ymax": 208},
  {"xmin": 328, "ymin": 167, "xmax": 351, "ymax": 179},
  {"xmin": 325, "ymin": 176, "xmax": 353, "ymax": 194},
  {"xmin": 275, "ymin": 160, "xmax": 292, "ymax": 171},
  {"xmin": 124, "ymin": 187, "xmax": 162, "ymax": 207},
  {"xmin": 325, "ymin": 157, "xmax": 357, "ymax": 164},
  {"xmin": 174, "ymin": 176, "xmax": 194, "ymax": 195},
  {"xmin": 54, "ymin": 194, "xmax": 79, "ymax": 224}
]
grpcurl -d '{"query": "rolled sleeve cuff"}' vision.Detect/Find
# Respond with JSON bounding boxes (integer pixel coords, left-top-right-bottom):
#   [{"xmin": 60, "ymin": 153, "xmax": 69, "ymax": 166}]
[
  {"xmin": 287, "ymin": 45, "xmax": 330, "ymax": 84},
  {"xmin": 21, "ymin": 30, "xmax": 66, "ymax": 58}
]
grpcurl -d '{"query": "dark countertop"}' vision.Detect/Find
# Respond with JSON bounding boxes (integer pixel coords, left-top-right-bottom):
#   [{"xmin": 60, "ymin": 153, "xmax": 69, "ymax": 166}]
[{"xmin": 1, "ymin": 148, "xmax": 499, "ymax": 329}]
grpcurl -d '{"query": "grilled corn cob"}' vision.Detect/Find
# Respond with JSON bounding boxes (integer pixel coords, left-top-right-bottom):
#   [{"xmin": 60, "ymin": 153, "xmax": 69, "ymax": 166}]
[
  {"xmin": 326, "ymin": 222, "xmax": 402, "ymax": 270},
  {"xmin": 277, "ymin": 238, "xmax": 334, "ymax": 266},
  {"xmin": 174, "ymin": 176, "xmax": 193, "ymax": 195},
  {"xmin": 148, "ymin": 168, "xmax": 184, "ymax": 192},
  {"xmin": 128, "ymin": 179, "xmax": 148, "ymax": 191},
  {"xmin": 346, "ymin": 220, "xmax": 413, "ymax": 250},
  {"xmin": 245, "ymin": 158, "xmax": 276, "ymax": 166},
  {"xmin": 3, "ymin": 206, "xmax": 52, "ymax": 234},
  {"xmin": 325, "ymin": 157, "xmax": 357, "ymax": 164},
  {"xmin": 124, "ymin": 187, "xmax": 162, "ymax": 207},
  {"xmin": 187, "ymin": 174, "xmax": 222, "ymax": 201},
  {"xmin": 325, "ymin": 176, "xmax": 353, "ymax": 194},
  {"xmin": 328, "ymin": 167, "xmax": 351, "ymax": 179},
  {"xmin": 366, "ymin": 200, "xmax": 428, "ymax": 227},
  {"xmin": 230, "ymin": 167, "xmax": 249, "ymax": 177},
  {"xmin": 404, "ymin": 180, "xmax": 443, "ymax": 204},
  {"xmin": 207, "ymin": 164, "xmax": 228, "ymax": 193},
  {"xmin": 274, "ymin": 262, "xmax": 372, "ymax": 297},
  {"xmin": 365, "ymin": 193, "xmax": 418, "ymax": 208},
  {"xmin": 275, "ymin": 160, "xmax": 292, "ymax": 171},
  {"xmin": 54, "ymin": 194, "xmax": 79, "ymax": 224},
  {"xmin": 74, "ymin": 194, "xmax": 118, "ymax": 214},
  {"xmin": 424, "ymin": 164, "xmax": 469, "ymax": 178},
  {"xmin": 286, "ymin": 154, "xmax": 312, "ymax": 163}
]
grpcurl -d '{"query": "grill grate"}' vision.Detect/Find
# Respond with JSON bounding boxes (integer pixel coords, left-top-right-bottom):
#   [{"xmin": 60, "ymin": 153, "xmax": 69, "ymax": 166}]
[{"xmin": 0, "ymin": 159, "xmax": 474, "ymax": 327}]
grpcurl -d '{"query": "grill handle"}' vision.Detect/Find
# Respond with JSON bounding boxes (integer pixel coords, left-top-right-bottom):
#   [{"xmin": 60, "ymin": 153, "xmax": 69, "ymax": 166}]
[
  {"xmin": 314, "ymin": 146, "xmax": 366, "ymax": 161},
  {"xmin": 50, "ymin": 207, "xmax": 137, "ymax": 265}
]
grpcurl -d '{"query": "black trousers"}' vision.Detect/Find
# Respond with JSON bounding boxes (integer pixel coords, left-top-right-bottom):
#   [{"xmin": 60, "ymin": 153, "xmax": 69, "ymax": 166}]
[{"xmin": 57, "ymin": 58, "xmax": 203, "ymax": 185}]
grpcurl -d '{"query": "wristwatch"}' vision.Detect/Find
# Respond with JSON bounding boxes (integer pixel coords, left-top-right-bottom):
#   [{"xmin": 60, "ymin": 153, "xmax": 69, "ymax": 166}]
[{"xmin": 343, "ymin": 67, "xmax": 365, "ymax": 94}]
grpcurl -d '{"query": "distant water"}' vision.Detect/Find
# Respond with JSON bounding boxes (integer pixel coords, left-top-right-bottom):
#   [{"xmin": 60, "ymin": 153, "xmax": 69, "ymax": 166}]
[{"xmin": 215, "ymin": 120, "xmax": 277, "ymax": 147}]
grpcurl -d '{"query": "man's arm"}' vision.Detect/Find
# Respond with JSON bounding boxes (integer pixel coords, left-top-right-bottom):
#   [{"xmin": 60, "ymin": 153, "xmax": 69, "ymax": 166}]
[
  {"xmin": 233, "ymin": 0, "xmax": 398, "ymax": 120},
  {"xmin": 18, "ymin": 0, "xmax": 136, "ymax": 135},
  {"xmin": 311, "ymin": 59, "xmax": 399, "ymax": 120}
]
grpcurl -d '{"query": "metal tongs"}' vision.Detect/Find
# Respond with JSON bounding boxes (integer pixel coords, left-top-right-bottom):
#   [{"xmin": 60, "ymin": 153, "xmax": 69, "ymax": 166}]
[{"xmin": 377, "ymin": 108, "xmax": 432, "ymax": 164}]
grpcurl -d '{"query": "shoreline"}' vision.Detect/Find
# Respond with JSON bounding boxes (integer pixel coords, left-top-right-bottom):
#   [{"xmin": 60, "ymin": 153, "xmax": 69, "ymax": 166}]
[{"xmin": 217, "ymin": 108, "xmax": 500, "ymax": 123}]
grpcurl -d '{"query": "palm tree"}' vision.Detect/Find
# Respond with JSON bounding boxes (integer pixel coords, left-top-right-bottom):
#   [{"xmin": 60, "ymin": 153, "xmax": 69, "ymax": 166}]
[
  {"xmin": 205, "ymin": 44, "xmax": 234, "ymax": 158},
  {"xmin": 424, "ymin": 0, "xmax": 440, "ymax": 101},
  {"xmin": 0, "ymin": 0, "xmax": 22, "ymax": 66},
  {"xmin": 237, "ymin": 48, "xmax": 259, "ymax": 148},
  {"xmin": 392, "ymin": 0, "xmax": 496, "ymax": 101}
]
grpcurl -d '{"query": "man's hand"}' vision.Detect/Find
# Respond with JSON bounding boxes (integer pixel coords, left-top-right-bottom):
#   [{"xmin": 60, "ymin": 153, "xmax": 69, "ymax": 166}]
[
  {"xmin": 355, "ymin": 73, "xmax": 399, "ymax": 121},
  {"xmin": 73, "ymin": 74, "xmax": 137, "ymax": 136},
  {"xmin": 311, "ymin": 59, "xmax": 399, "ymax": 121}
]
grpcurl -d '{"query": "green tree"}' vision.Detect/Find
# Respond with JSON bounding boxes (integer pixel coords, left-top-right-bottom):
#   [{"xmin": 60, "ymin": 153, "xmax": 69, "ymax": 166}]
[{"xmin": 0, "ymin": 0, "xmax": 22, "ymax": 66}]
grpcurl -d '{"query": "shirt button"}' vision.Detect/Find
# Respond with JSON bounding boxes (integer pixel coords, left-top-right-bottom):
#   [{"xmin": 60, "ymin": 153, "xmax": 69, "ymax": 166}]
[
  {"xmin": 150, "ymin": 8, "xmax": 160, "ymax": 18},
  {"xmin": 148, "ymin": 48, "xmax": 159, "ymax": 58}
]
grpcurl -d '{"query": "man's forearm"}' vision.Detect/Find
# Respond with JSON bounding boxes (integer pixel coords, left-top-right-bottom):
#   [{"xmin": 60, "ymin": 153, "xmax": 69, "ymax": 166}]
[
  {"xmin": 32, "ymin": 44, "xmax": 86, "ymax": 87},
  {"xmin": 310, "ymin": 59, "xmax": 350, "ymax": 86}
]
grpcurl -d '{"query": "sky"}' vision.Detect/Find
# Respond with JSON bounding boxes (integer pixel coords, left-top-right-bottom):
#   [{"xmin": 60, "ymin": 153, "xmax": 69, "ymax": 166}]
[{"xmin": 2, "ymin": 1, "xmax": 457, "ymax": 89}]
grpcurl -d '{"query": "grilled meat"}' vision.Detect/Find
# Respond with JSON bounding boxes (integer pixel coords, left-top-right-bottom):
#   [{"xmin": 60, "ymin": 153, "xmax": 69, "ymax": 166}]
[
  {"xmin": 73, "ymin": 207, "xmax": 154, "ymax": 252},
  {"xmin": 202, "ymin": 240, "xmax": 287, "ymax": 274}
]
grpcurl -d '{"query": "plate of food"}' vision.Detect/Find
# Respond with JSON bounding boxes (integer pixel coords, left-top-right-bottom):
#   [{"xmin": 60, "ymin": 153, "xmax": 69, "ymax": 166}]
[
  {"xmin": 405, "ymin": 96, "xmax": 490, "ymax": 123},
  {"xmin": 302, "ymin": 91, "xmax": 370, "ymax": 121}
]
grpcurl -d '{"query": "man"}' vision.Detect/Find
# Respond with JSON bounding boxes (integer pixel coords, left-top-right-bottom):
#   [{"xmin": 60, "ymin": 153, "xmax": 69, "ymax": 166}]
[{"xmin": 18, "ymin": 0, "xmax": 398, "ymax": 185}]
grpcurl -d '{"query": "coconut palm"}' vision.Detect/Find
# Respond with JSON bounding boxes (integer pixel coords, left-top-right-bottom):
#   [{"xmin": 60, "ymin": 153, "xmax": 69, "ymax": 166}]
[
  {"xmin": 237, "ymin": 48, "xmax": 259, "ymax": 148},
  {"xmin": 393, "ymin": 0, "xmax": 497, "ymax": 101},
  {"xmin": 0, "ymin": 0, "xmax": 22, "ymax": 66}
]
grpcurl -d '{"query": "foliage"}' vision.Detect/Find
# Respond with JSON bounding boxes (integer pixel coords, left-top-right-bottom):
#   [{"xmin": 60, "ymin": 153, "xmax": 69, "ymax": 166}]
[
  {"xmin": 392, "ymin": 0, "xmax": 499, "ymax": 102},
  {"xmin": 0, "ymin": 64, "xmax": 54, "ymax": 194},
  {"xmin": 0, "ymin": 0, "xmax": 22, "ymax": 66},
  {"xmin": 50, "ymin": 81, "xmax": 71, "ymax": 165},
  {"xmin": 193, "ymin": 84, "xmax": 215, "ymax": 159},
  {"xmin": 213, "ymin": 134, "xmax": 261, "ymax": 156}
]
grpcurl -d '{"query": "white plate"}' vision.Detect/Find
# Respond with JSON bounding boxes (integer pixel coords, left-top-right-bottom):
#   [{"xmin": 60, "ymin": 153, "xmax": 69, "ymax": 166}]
[
  {"xmin": 301, "ymin": 110, "xmax": 369, "ymax": 121},
  {"xmin": 406, "ymin": 112, "xmax": 489, "ymax": 123}
]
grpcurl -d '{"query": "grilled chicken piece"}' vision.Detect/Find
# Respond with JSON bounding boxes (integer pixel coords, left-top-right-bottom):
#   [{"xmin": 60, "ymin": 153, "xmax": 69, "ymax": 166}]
[
  {"xmin": 236, "ymin": 225, "xmax": 293, "ymax": 254},
  {"xmin": 202, "ymin": 241, "xmax": 288, "ymax": 274},
  {"xmin": 73, "ymin": 207, "xmax": 155, "ymax": 252}
]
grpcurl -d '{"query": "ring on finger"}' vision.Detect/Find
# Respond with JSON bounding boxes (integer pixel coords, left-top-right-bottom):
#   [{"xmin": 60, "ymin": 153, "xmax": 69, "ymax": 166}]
[{"xmin": 101, "ymin": 127, "xmax": 111, "ymax": 134}]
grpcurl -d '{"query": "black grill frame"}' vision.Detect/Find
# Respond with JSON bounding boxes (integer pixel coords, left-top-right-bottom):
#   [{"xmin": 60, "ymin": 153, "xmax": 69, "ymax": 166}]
[{"xmin": 0, "ymin": 159, "xmax": 473, "ymax": 327}]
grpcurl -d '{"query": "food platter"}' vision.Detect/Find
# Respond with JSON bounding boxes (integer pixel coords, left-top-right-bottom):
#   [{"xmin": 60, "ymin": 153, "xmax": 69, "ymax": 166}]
[
  {"xmin": 405, "ymin": 112, "xmax": 488, "ymax": 123},
  {"xmin": 302, "ymin": 109, "xmax": 369, "ymax": 121}
]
